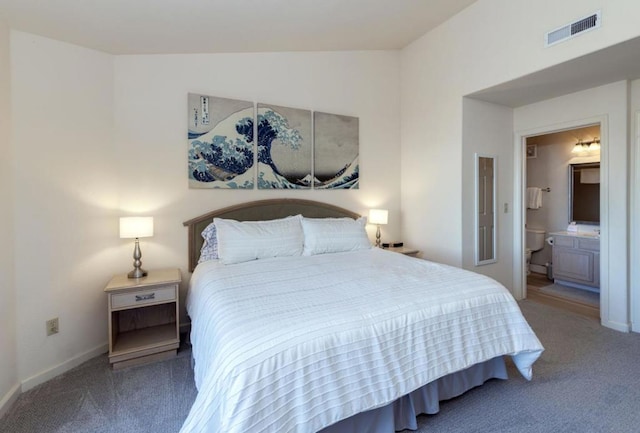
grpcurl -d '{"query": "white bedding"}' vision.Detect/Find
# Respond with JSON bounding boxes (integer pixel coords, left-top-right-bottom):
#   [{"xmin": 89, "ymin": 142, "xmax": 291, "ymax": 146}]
[{"xmin": 181, "ymin": 248, "xmax": 543, "ymax": 433}]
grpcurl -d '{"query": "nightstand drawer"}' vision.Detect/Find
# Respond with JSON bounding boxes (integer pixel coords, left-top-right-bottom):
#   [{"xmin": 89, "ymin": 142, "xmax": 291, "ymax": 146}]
[{"xmin": 111, "ymin": 285, "xmax": 176, "ymax": 310}]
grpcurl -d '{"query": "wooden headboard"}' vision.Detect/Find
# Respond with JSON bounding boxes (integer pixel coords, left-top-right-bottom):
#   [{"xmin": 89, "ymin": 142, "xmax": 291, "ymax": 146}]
[{"xmin": 182, "ymin": 198, "xmax": 361, "ymax": 272}]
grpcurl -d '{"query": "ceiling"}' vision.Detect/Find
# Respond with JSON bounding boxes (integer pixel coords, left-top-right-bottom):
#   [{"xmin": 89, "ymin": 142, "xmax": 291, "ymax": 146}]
[{"xmin": 0, "ymin": 0, "xmax": 477, "ymax": 55}]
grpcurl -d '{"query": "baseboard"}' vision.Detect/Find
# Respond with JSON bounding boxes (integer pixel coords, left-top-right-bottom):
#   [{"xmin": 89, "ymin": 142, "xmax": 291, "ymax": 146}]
[
  {"xmin": 0, "ymin": 382, "xmax": 21, "ymax": 419},
  {"xmin": 21, "ymin": 343, "xmax": 108, "ymax": 392},
  {"xmin": 530, "ymin": 264, "xmax": 547, "ymax": 275},
  {"xmin": 602, "ymin": 319, "xmax": 631, "ymax": 333}
]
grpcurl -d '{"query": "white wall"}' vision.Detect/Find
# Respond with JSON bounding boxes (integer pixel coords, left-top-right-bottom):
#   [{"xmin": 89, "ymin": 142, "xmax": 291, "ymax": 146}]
[
  {"xmin": 11, "ymin": 31, "xmax": 120, "ymax": 388},
  {"xmin": 0, "ymin": 20, "xmax": 19, "ymax": 416},
  {"xmin": 8, "ymin": 34, "xmax": 401, "ymax": 387},
  {"xmin": 401, "ymin": 0, "xmax": 640, "ymax": 314},
  {"xmin": 113, "ymin": 51, "xmax": 402, "ymax": 319},
  {"xmin": 401, "ymin": 0, "xmax": 640, "ymax": 265},
  {"xmin": 514, "ymin": 81, "xmax": 629, "ymax": 331},
  {"xmin": 461, "ymin": 98, "xmax": 513, "ymax": 286}
]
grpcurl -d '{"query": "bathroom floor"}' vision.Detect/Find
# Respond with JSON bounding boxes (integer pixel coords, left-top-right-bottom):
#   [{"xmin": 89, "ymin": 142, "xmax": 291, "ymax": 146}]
[{"xmin": 526, "ymin": 272, "xmax": 600, "ymax": 320}]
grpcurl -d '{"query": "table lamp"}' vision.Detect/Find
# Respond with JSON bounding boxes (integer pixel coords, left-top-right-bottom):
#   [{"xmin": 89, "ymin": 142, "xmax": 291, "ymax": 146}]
[
  {"xmin": 368, "ymin": 209, "xmax": 388, "ymax": 248},
  {"xmin": 120, "ymin": 216, "xmax": 154, "ymax": 278}
]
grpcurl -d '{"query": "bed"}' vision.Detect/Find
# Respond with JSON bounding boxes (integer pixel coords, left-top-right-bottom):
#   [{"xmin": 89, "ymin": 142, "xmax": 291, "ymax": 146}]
[{"xmin": 180, "ymin": 199, "xmax": 543, "ymax": 433}]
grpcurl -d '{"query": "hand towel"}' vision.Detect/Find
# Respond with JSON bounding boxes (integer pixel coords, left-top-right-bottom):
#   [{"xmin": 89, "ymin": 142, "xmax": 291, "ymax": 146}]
[{"xmin": 527, "ymin": 187, "xmax": 542, "ymax": 209}]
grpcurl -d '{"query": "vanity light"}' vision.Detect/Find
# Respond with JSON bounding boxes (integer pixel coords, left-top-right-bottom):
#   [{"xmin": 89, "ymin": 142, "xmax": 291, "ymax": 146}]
[
  {"xmin": 368, "ymin": 209, "xmax": 388, "ymax": 248},
  {"xmin": 571, "ymin": 140, "xmax": 586, "ymax": 154},
  {"xmin": 572, "ymin": 137, "xmax": 600, "ymax": 154},
  {"xmin": 120, "ymin": 216, "xmax": 154, "ymax": 278}
]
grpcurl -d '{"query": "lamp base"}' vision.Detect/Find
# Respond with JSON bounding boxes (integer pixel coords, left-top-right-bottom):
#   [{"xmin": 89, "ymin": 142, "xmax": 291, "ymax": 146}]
[
  {"xmin": 127, "ymin": 238, "xmax": 147, "ymax": 279},
  {"xmin": 375, "ymin": 225, "xmax": 382, "ymax": 248},
  {"xmin": 128, "ymin": 267, "xmax": 148, "ymax": 279}
]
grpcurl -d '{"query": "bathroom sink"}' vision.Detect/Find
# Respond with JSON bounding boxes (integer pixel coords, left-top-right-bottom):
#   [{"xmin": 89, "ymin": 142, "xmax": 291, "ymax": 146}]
[{"xmin": 575, "ymin": 230, "xmax": 600, "ymax": 238}]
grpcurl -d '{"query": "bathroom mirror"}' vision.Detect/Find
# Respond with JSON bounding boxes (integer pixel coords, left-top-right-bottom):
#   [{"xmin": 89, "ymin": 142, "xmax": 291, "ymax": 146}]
[
  {"xmin": 569, "ymin": 162, "xmax": 600, "ymax": 224},
  {"xmin": 475, "ymin": 154, "xmax": 497, "ymax": 265}
]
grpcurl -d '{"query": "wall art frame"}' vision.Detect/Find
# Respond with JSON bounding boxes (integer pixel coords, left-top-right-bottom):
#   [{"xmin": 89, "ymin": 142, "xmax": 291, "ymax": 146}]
[{"xmin": 187, "ymin": 94, "xmax": 255, "ymax": 189}]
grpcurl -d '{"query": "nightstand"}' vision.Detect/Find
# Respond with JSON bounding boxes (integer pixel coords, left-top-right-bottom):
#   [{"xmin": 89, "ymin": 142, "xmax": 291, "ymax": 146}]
[
  {"xmin": 104, "ymin": 268, "xmax": 181, "ymax": 369},
  {"xmin": 385, "ymin": 246, "xmax": 419, "ymax": 257}
]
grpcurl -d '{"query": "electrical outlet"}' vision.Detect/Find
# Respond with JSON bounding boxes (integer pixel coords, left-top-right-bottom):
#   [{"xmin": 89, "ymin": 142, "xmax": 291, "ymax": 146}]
[{"xmin": 46, "ymin": 318, "xmax": 59, "ymax": 336}]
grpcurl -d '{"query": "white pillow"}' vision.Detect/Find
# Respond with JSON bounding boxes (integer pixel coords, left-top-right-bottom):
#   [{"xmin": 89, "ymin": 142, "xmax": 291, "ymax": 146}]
[
  {"xmin": 214, "ymin": 215, "xmax": 304, "ymax": 264},
  {"xmin": 301, "ymin": 217, "xmax": 371, "ymax": 256}
]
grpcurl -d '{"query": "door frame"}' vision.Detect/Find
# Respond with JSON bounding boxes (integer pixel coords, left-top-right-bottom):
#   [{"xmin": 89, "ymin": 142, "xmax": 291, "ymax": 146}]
[{"xmin": 513, "ymin": 116, "xmax": 608, "ymax": 320}]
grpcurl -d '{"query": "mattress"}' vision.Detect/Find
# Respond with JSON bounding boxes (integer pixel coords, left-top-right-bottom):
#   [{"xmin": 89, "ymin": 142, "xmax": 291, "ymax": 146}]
[{"xmin": 181, "ymin": 248, "xmax": 543, "ymax": 433}]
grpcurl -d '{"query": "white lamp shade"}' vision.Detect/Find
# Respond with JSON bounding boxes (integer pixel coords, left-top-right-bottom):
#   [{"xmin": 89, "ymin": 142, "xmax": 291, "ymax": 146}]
[
  {"xmin": 119, "ymin": 217, "xmax": 154, "ymax": 239},
  {"xmin": 368, "ymin": 209, "xmax": 388, "ymax": 225}
]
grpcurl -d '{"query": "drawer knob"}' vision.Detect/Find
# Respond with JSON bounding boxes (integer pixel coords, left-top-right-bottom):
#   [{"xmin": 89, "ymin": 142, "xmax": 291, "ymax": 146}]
[{"xmin": 135, "ymin": 293, "xmax": 155, "ymax": 302}]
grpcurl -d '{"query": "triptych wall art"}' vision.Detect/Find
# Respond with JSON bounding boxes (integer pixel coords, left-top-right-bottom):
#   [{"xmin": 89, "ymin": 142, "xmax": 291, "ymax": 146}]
[{"xmin": 187, "ymin": 93, "xmax": 359, "ymax": 189}]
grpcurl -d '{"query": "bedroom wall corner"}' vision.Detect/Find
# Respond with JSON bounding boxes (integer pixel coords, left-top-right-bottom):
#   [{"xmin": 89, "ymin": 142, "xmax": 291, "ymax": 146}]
[
  {"xmin": 0, "ymin": 18, "xmax": 19, "ymax": 417},
  {"xmin": 10, "ymin": 31, "xmax": 121, "ymax": 386}
]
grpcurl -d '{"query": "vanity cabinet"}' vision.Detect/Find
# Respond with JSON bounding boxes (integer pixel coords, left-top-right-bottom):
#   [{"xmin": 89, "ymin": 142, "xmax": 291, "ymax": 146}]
[{"xmin": 552, "ymin": 234, "xmax": 599, "ymax": 292}]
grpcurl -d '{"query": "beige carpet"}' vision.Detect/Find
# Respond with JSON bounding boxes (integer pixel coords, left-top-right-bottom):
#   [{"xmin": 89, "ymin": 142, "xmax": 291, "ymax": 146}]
[{"xmin": 3, "ymin": 300, "xmax": 640, "ymax": 433}]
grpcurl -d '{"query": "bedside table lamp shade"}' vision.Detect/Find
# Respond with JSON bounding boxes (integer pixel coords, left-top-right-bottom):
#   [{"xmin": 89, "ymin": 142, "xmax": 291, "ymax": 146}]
[
  {"xmin": 368, "ymin": 209, "xmax": 388, "ymax": 248},
  {"xmin": 120, "ymin": 217, "xmax": 154, "ymax": 279}
]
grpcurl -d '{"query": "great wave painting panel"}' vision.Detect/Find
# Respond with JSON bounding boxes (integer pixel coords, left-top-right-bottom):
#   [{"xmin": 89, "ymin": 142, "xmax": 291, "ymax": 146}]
[
  {"xmin": 188, "ymin": 94, "xmax": 254, "ymax": 189},
  {"xmin": 313, "ymin": 112, "xmax": 359, "ymax": 189},
  {"xmin": 257, "ymin": 103, "xmax": 312, "ymax": 189}
]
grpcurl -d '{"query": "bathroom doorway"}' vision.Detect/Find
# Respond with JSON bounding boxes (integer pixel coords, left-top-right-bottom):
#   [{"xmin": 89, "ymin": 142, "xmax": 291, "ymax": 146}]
[{"xmin": 523, "ymin": 125, "xmax": 601, "ymax": 319}]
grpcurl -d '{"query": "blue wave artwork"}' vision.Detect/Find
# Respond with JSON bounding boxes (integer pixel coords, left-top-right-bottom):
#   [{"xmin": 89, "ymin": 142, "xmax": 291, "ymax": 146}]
[
  {"xmin": 313, "ymin": 111, "xmax": 359, "ymax": 189},
  {"xmin": 257, "ymin": 104, "xmax": 312, "ymax": 189},
  {"xmin": 314, "ymin": 159, "xmax": 359, "ymax": 189},
  {"xmin": 188, "ymin": 94, "xmax": 254, "ymax": 189}
]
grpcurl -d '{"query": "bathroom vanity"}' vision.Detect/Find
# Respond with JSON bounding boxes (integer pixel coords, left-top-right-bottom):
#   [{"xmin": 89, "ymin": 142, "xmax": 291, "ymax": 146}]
[{"xmin": 550, "ymin": 231, "xmax": 600, "ymax": 292}]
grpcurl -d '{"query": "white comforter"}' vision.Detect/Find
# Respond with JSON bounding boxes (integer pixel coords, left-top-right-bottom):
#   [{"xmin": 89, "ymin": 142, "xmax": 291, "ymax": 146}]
[{"xmin": 181, "ymin": 248, "xmax": 543, "ymax": 433}]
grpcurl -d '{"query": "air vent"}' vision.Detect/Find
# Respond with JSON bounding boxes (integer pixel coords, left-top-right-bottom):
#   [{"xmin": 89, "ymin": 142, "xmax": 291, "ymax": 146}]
[{"xmin": 545, "ymin": 10, "xmax": 601, "ymax": 47}]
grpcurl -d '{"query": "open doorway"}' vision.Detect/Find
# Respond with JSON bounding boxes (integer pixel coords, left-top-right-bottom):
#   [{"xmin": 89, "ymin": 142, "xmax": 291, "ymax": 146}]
[{"xmin": 523, "ymin": 125, "xmax": 601, "ymax": 319}]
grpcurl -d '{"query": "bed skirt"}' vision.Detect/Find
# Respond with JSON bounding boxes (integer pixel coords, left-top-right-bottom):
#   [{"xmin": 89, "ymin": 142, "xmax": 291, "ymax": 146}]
[{"xmin": 319, "ymin": 356, "xmax": 507, "ymax": 433}]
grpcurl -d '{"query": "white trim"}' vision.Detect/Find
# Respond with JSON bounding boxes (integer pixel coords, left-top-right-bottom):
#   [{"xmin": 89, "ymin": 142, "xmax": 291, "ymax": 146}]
[
  {"xmin": 513, "ymin": 134, "xmax": 526, "ymax": 300},
  {"xmin": 598, "ymin": 117, "xmax": 612, "ymax": 330},
  {"xmin": 21, "ymin": 343, "xmax": 108, "ymax": 392},
  {"xmin": 631, "ymin": 112, "xmax": 640, "ymax": 332},
  {"xmin": 529, "ymin": 264, "xmax": 547, "ymax": 275},
  {"xmin": 514, "ymin": 116, "xmax": 610, "ymax": 324},
  {"xmin": 0, "ymin": 382, "xmax": 21, "ymax": 419},
  {"xmin": 474, "ymin": 153, "xmax": 498, "ymax": 266},
  {"xmin": 603, "ymin": 320, "xmax": 631, "ymax": 333}
]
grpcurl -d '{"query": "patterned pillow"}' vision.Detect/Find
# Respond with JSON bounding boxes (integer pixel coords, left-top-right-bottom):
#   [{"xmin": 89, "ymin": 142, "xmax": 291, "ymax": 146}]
[{"xmin": 198, "ymin": 222, "xmax": 218, "ymax": 263}]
